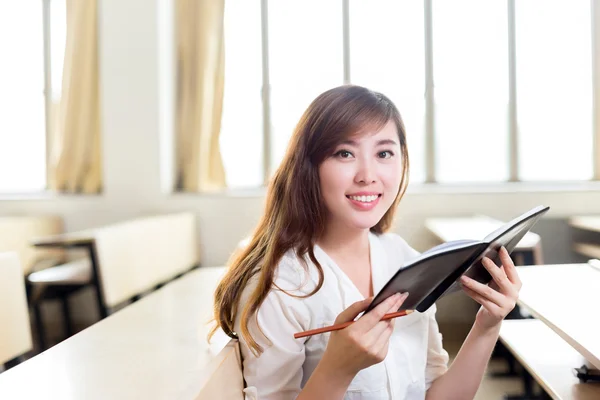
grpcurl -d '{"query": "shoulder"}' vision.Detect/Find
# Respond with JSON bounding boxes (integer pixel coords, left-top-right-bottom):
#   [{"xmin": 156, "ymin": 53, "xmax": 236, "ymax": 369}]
[
  {"xmin": 374, "ymin": 231, "xmax": 420, "ymax": 262},
  {"xmin": 235, "ymin": 249, "xmax": 314, "ymax": 332}
]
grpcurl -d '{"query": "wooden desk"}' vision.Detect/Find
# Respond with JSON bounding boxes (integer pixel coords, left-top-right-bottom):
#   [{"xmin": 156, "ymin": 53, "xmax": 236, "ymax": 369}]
[
  {"xmin": 569, "ymin": 216, "xmax": 600, "ymax": 234},
  {"xmin": 0, "ymin": 266, "xmax": 230, "ymax": 399},
  {"xmin": 517, "ymin": 264, "xmax": 600, "ymax": 370},
  {"xmin": 500, "ymin": 319, "xmax": 600, "ymax": 400},
  {"xmin": 569, "ymin": 216, "xmax": 600, "ymax": 261},
  {"xmin": 425, "ymin": 215, "xmax": 543, "ymax": 265}
]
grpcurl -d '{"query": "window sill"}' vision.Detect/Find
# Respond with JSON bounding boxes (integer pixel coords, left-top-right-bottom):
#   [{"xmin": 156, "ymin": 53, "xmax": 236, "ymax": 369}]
[
  {"xmin": 0, "ymin": 191, "xmax": 103, "ymax": 201},
  {"xmin": 172, "ymin": 180, "xmax": 600, "ymax": 198},
  {"xmin": 405, "ymin": 180, "xmax": 600, "ymax": 195}
]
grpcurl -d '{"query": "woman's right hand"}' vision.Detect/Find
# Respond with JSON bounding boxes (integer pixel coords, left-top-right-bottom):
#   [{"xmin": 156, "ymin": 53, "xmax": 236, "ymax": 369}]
[{"xmin": 320, "ymin": 292, "xmax": 409, "ymax": 379}]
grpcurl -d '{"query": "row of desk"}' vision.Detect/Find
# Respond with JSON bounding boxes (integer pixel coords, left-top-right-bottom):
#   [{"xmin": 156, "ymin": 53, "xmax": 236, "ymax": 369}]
[
  {"xmin": 0, "ymin": 266, "xmax": 231, "ymax": 399},
  {"xmin": 501, "ymin": 263, "xmax": 600, "ymax": 400},
  {"xmin": 4, "ymin": 264, "xmax": 597, "ymax": 399},
  {"xmin": 426, "ymin": 214, "xmax": 600, "ymax": 400}
]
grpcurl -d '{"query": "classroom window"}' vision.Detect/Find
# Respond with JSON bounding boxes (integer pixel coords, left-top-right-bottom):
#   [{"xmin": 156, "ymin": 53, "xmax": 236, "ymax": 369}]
[
  {"xmin": 0, "ymin": 0, "xmax": 65, "ymax": 194},
  {"xmin": 515, "ymin": 0, "xmax": 593, "ymax": 181},
  {"xmin": 432, "ymin": 0, "xmax": 509, "ymax": 183},
  {"xmin": 216, "ymin": 0, "xmax": 598, "ymax": 189},
  {"xmin": 220, "ymin": 0, "xmax": 264, "ymax": 188}
]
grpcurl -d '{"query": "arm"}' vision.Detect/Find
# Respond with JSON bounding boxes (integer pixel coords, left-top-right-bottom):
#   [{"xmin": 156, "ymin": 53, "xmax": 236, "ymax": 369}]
[
  {"xmin": 425, "ymin": 320, "xmax": 500, "ymax": 400},
  {"xmin": 297, "ymin": 358, "xmax": 355, "ymax": 400},
  {"xmin": 426, "ymin": 247, "xmax": 522, "ymax": 400},
  {"xmin": 237, "ymin": 288, "xmax": 308, "ymax": 400},
  {"xmin": 239, "ymin": 289, "xmax": 407, "ymax": 399}
]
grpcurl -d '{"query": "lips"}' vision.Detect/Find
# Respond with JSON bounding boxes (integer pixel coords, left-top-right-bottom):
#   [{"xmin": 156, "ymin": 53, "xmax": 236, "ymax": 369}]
[{"xmin": 345, "ymin": 193, "xmax": 382, "ymax": 210}]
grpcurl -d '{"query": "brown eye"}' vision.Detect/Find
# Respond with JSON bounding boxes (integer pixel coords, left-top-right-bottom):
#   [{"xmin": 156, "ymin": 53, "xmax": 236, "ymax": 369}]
[
  {"xmin": 378, "ymin": 150, "xmax": 394, "ymax": 159},
  {"xmin": 334, "ymin": 150, "xmax": 354, "ymax": 159}
]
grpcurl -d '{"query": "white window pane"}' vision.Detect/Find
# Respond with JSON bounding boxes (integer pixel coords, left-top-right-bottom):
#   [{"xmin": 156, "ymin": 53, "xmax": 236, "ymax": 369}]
[
  {"xmin": 350, "ymin": 0, "xmax": 425, "ymax": 183},
  {"xmin": 50, "ymin": 0, "xmax": 67, "ymax": 101},
  {"xmin": 516, "ymin": 1, "xmax": 592, "ymax": 181},
  {"xmin": 0, "ymin": 3, "xmax": 46, "ymax": 193},
  {"xmin": 269, "ymin": 0, "xmax": 343, "ymax": 171},
  {"xmin": 433, "ymin": 0, "xmax": 509, "ymax": 183},
  {"xmin": 220, "ymin": 0, "xmax": 264, "ymax": 188}
]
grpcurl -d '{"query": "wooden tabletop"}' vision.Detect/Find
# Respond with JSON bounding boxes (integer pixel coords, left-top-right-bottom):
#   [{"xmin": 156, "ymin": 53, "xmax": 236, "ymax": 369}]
[
  {"xmin": 0, "ymin": 266, "xmax": 230, "ymax": 399},
  {"xmin": 425, "ymin": 215, "xmax": 541, "ymax": 250},
  {"xmin": 516, "ymin": 263, "xmax": 600, "ymax": 370},
  {"xmin": 569, "ymin": 216, "xmax": 600, "ymax": 234},
  {"xmin": 500, "ymin": 319, "xmax": 600, "ymax": 400},
  {"xmin": 30, "ymin": 230, "xmax": 96, "ymax": 247}
]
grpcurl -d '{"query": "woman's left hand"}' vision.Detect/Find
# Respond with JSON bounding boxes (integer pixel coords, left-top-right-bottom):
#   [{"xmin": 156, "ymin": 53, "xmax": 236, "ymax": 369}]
[{"xmin": 460, "ymin": 246, "xmax": 523, "ymax": 331}]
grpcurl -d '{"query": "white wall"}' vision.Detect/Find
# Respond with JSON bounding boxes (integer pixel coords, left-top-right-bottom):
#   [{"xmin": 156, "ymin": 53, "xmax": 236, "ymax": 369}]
[{"xmin": 1, "ymin": 0, "xmax": 600, "ymax": 328}]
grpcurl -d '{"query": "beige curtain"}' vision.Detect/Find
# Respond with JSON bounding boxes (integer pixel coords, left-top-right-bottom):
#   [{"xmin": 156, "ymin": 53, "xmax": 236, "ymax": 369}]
[
  {"xmin": 48, "ymin": 0, "xmax": 101, "ymax": 194},
  {"xmin": 175, "ymin": 0, "xmax": 226, "ymax": 192}
]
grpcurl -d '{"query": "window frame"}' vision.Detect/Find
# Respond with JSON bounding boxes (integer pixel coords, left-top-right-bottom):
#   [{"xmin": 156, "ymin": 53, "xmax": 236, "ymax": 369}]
[{"xmin": 248, "ymin": 0, "xmax": 600, "ymax": 187}]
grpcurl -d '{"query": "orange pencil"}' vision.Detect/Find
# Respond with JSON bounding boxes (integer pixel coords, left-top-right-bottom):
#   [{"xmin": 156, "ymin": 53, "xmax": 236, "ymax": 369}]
[{"xmin": 294, "ymin": 310, "xmax": 414, "ymax": 339}]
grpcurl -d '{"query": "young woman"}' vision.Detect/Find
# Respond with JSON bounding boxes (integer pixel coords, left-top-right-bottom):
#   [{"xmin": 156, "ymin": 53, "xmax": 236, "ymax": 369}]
[{"xmin": 211, "ymin": 85, "xmax": 522, "ymax": 399}]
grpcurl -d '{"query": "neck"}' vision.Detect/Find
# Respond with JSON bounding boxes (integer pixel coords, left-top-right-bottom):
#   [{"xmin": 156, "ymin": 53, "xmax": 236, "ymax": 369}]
[{"xmin": 317, "ymin": 219, "xmax": 370, "ymax": 257}]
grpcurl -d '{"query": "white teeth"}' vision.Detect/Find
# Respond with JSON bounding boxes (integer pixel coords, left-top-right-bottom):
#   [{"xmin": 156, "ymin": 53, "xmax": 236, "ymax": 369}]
[{"xmin": 349, "ymin": 195, "xmax": 378, "ymax": 203}]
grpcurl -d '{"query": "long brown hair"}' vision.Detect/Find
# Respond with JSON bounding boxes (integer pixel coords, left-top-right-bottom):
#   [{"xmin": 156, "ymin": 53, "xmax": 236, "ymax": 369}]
[{"xmin": 210, "ymin": 85, "xmax": 410, "ymax": 355}]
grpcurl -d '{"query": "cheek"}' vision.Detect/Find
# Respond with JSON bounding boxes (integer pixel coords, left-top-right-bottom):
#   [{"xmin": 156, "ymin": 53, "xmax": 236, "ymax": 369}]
[
  {"xmin": 380, "ymin": 162, "xmax": 403, "ymax": 189},
  {"xmin": 319, "ymin": 162, "xmax": 351, "ymax": 202}
]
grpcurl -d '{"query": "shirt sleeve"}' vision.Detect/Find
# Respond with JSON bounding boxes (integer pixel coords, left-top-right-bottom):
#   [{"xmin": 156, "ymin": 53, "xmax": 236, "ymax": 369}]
[
  {"xmin": 235, "ymin": 269, "xmax": 310, "ymax": 400},
  {"xmin": 424, "ymin": 304, "xmax": 450, "ymax": 389}
]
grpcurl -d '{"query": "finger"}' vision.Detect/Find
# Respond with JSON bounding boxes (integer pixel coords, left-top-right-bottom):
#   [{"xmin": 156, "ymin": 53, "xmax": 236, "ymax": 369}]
[
  {"xmin": 334, "ymin": 297, "xmax": 373, "ymax": 324},
  {"xmin": 500, "ymin": 246, "xmax": 521, "ymax": 286},
  {"xmin": 481, "ymin": 256, "xmax": 512, "ymax": 292},
  {"xmin": 356, "ymin": 292, "xmax": 407, "ymax": 330},
  {"xmin": 462, "ymin": 285, "xmax": 502, "ymax": 314},
  {"xmin": 364, "ymin": 293, "xmax": 405, "ymax": 336},
  {"xmin": 460, "ymin": 275, "xmax": 505, "ymax": 307},
  {"xmin": 367, "ymin": 319, "xmax": 394, "ymax": 342},
  {"xmin": 372, "ymin": 322, "xmax": 394, "ymax": 357}
]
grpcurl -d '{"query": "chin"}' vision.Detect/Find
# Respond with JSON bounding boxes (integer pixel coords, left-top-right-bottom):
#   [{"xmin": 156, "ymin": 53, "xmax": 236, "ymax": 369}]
[{"xmin": 347, "ymin": 216, "xmax": 384, "ymax": 231}]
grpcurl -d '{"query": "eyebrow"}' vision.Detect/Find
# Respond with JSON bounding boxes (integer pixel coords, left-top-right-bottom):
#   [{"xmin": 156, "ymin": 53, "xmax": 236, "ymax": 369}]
[{"xmin": 340, "ymin": 139, "xmax": 398, "ymax": 146}]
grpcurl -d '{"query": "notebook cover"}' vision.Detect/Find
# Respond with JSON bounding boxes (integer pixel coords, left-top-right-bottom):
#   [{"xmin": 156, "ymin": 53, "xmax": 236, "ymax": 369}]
[{"xmin": 365, "ymin": 205, "xmax": 550, "ymax": 314}]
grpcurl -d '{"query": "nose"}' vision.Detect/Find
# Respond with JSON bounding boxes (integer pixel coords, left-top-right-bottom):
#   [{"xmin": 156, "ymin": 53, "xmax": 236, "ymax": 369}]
[{"xmin": 354, "ymin": 158, "xmax": 377, "ymax": 184}]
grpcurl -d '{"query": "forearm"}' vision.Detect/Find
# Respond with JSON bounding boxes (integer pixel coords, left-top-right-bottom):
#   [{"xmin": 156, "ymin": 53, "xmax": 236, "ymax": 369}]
[
  {"xmin": 426, "ymin": 322, "xmax": 501, "ymax": 400},
  {"xmin": 298, "ymin": 358, "xmax": 355, "ymax": 400}
]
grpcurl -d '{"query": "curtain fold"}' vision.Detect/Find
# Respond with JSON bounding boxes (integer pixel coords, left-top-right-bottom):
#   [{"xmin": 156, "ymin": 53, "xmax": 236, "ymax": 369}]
[
  {"xmin": 48, "ymin": 0, "xmax": 101, "ymax": 194},
  {"xmin": 175, "ymin": 0, "xmax": 226, "ymax": 192}
]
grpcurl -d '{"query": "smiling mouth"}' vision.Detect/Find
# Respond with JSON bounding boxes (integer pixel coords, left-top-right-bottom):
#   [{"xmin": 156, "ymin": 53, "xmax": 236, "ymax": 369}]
[{"xmin": 345, "ymin": 194, "xmax": 382, "ymax": 203}]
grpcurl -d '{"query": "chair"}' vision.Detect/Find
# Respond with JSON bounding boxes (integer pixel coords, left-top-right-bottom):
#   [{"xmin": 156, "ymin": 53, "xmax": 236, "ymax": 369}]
[
  {"xmin": 0, "ymin": 216, "xmax": 65, "ymax": 275},
  {"xmin": 0, "ymin": 216, "xmax": 85, "ymax": 350},
  {"xmin": 93, "ymin": 212, "xmax": 200, "ymax": 310},
  {"xmin": 192, "ymin": 339, "xmax": 245, "ymax": 399},
  {"xmin": 26, "ymin": 258, "xmax": 92, "ymax": 349},
  {"xmin": 0, "ymin": 252, "xmax": 33, "ymax": 371},
  {"xmin": 25, "ymin": 212, "xmax": 200, "ymax": 350}
]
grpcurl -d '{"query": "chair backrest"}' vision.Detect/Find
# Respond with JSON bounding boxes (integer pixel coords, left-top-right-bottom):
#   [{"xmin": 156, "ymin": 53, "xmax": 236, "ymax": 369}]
[
  {"xmin": 0, "ymin": 216, "xmax": 64, "ymax": 275},
  {"xmin": 0, "ymin": 252, "xmax": 33, "ymax": 365},
  {"xmin": 94, "ymin": 212, "xmax": 199, "ymax": 308},
  {"xmin": 193, "ymin": 339, "xmax": 244, "ymax": 400}
]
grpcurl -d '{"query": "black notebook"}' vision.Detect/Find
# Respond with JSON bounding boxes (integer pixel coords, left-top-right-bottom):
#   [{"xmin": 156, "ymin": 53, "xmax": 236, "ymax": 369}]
[{"xmin": 365, "ymin": 205, "xmax": 550, "ymax": 314}]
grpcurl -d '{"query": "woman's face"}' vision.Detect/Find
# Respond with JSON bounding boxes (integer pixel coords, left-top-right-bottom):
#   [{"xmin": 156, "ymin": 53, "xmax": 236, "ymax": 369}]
[{"xmin": 318, "ymin": 120, "xmax": 403, "ymax": 232}]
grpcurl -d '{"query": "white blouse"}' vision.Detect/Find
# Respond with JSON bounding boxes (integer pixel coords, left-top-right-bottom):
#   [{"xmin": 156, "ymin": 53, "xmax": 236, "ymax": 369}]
[{"xmin": 235, "ymin": 232, "xmax": 449, "ymax": 400}]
